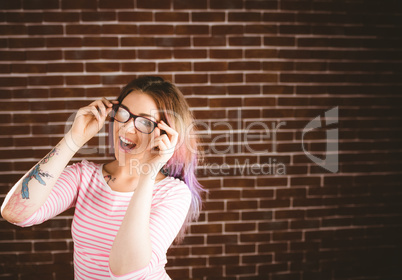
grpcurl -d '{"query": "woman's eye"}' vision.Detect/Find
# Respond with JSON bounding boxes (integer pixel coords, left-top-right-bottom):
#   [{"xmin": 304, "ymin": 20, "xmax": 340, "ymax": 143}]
[
  {"xmin": 140, "ymin": 119, "xmax": 152, "ymax": 127},
  {"xmin": 117, "ymin": 109, "xmax": 129, "ymax": 119}
]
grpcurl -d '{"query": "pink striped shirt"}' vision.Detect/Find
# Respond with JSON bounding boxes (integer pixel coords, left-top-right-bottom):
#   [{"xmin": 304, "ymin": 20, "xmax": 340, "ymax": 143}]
[{"xmin": 16, "ymin": 160, "xmax": 191, "ymax": 279}]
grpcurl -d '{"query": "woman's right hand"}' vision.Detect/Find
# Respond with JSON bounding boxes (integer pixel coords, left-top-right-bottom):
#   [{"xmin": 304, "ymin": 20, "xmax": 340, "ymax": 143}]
[{"xmin": 69, "ymin": 98, "xmax": 115, "ymax": 148}]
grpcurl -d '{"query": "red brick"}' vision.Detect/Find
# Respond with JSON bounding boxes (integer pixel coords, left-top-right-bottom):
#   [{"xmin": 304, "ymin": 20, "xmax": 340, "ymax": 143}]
[
  {"xmin": 46, "ymin": 37, "xmax": 82, "ymax": 48},
  {"xmin": 82, "ymin": 37, "xmax": 119, "ymax": 47},
  {"xmin": 227, "ymin": 265, "xmax": 256, "ymax": 275},
  {"xmin": 34, "ymin": 241, "xmax": 67, "ymax": 251},
  {"xmin": 0, "ymin": 242, "xmax": 32, "ymax": 252},
  {"xmin": 66, "ymin": 24, "xmax": 100, "ymax": 34},
  {"xmin": 211, "ymin": 74, "xmax": 243, "ymax": 83},
  {"xmin": 246, "ymin": 1, "xmax": 278, "ymax": 9},
  {"xmin": 65, "ymin": 75, "xmax": 101, "ymax": 85},
  {"xmin": 138, "ymin": 49, "xmax": 171, "ymax": 59},
  {"xmin": 122, "ymin": 62, "xmax": 156, "ymax": 72},
  {"xmin": 40, "ymin": 11, "xmax": 80, "ymax": 22},
  {"xmin": 27, "ymin": 25, "xmax": 63, "ymax": 35},
  {"xmin": 212, "ymin": 25, "xmax": 244, "ymax": 35},
  {"xmin": 6, "ymin": 12, "xmax": 43, "ymax": 22},
  {"xmin": 121, "ymin": 37, "xmax": 155, "ymax": 46},
  {"xmin": 192, "ymin": 266, "xmax": 223, "ymax": 278},
  {"xmin": 227, "ymin": 200, "xmax": 258, "ymax": 210},
  {"xmin": 210, "ymin": 0, "xmax": 243, "ymax": 9},
  {"xmin": 226, "ymin": 244, "xmax": 255, "ymax": 254},
  {"xmin": 229, "ymin": 36, "xmax": 261, "ymax": 46},
  {"xmin": 48, "ymin": 63, "xmax": 83, "ymax": 73},
  {"xmin": 99, "ymin": 0, "xmax": 134, "ymax": 9},
  {"xmin": 102, "ymin": 24, "xmax": 137, "ymax": 34},
  {"xmin": 155, "ymin": 37, "xmax": 190, "ymax": 47},
  {"xmin": 176, "ymin": 25, "xmax": 209, "ymax": 35},
  {"xmin": 82, "ymin": 12, "xmax": 116, "ymax": 21},
  {"xmin": 0, "ymin": 63, "xmax": 10, "ymax": 73},
  {"xmin": 86, "ymin": 63, "xmax": 120, "ymax": 72},
  {"xmin": 12, "ymin": 88, "xmax": 48, "ymax": 99},
  {"xmin": 139, "ymin": 25, "xmax": 174, "ymax": 34},
  {"xmin": 192, "ymin": 12, "xmax": 225, "ymax": 22},
  {"xmin": 101, "ymin": 50, "xmax": 136, "ymax": 59},
  {"xmin": 0, "ymin": 25, "xmax": 27, "ymax": 35},
  {"xmin": 9, "ymin": 38, "xmax": 45, "ymax": 48},
  {"xmin": 227, "ymin": 85, "xmax": 261, "ymax": 95},
  {"xmin": 159, "ymin": 62, "xmax": 191, "ymax": 72},
  {"xmin": 210, "ymin": 49, "xmax": 242, "ymax": 59},
  {"xmin": 173, "ymin": 0, "xmax": 207, "ymax": 9},
  {"xmin": 191, "ymin": 223, "xmax": 222, "ymax": 234},
  {"xmin": 61, "ymin": 0, "xmax": 97, "ymax": 9},
  {"xmin": 209, "ymin": 97, "xmax": 242, "ymax": 107},
  {"xmin": 137, "ymin": 0, "xmax": 170, "ymax": 9},
  {"xmin": 265, "ymin": 36, "xmax": 296, "ymax": 46},
  {"xmin": 23, "ymin": 0, "xmax": 59, "ymax": 9},
  {"xmin": 229, "ymin": 12, "xmax": 262, "ymax": 22},
  {"xmin": 245, "ymin": 49, "xmax": 277, "ymax": 58},
  {"xmin": 246, "ymin": 24, "xmax": 277, "ymax": 34},
  {"xmin": 173, "ymin": 49, "xmax": 207, "ymax": 59},
  {"xmin": 165, "ymin": 268, "xmax": 190, "ymax": 279},
  {"xmin": 155, "ymin": 12, "xmax": 189, "ymax": 22},
  {"xmin": 229, "ymin": 61, "xmax": 261, "ymax": 71},
  {"xmin": 85, "ymin": 87, "xmax": 120, "ymax": 97},
  {"xmin": 0, "ymin": 51, "xmax": 26, "ymax": 61},
  {"xmin": 0, "ymin": 77, "xmax": 27, "ymax": 87},
  {"xmin": 175, "ymin": 74, "xmax": 208, "ymax": 84},
  {"xmin": 11, "ymin": 63, "xmax": 46, "ymax": 73}
]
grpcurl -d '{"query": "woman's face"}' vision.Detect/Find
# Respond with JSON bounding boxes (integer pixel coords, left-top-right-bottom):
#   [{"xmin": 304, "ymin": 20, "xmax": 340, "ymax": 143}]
[{"xmin": 113, "ymin": 91, "xmax": 161, "ymax": 164}]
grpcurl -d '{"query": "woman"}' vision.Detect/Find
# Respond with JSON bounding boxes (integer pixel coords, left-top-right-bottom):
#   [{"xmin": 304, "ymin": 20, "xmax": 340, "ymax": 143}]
[{"xmin": 1, "ymin": 76, "xmax": 203, "ymax": 279}]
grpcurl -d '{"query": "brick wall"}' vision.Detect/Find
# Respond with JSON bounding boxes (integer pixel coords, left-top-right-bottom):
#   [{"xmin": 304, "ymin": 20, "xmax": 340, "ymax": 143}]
[{"xmin": 1, "ymin": 0, "xmax": 402, "ymax": 279}]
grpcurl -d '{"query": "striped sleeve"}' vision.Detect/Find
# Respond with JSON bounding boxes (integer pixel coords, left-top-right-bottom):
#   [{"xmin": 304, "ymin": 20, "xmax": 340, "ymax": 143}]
[
  {"xmin": 15, "ymin": 161, "xmax": 82, "ymax": 227},
  {"xmin": 108, "ymin": 179, "xmax": 191, "ymax": 280}
]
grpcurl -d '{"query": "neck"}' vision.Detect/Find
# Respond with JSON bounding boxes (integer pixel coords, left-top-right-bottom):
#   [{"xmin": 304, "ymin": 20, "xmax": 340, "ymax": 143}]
[{"xmin": 104, "ymin": 159, "xmax": 166, "ymax": 184}]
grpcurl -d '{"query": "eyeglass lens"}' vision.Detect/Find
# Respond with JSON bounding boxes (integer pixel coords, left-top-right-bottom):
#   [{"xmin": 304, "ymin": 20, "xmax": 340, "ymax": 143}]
[{"xmin": 113, "ymin": 106, "xmax": 155, "ymax": 134}]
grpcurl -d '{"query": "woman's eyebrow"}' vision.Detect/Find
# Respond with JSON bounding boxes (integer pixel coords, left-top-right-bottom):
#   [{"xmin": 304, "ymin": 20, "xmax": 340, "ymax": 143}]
[
  {"xmin": 138, "ymin": 112, "xmax": 159, "ymax": 122},
  {"xmin": 121, "ymin": 103, "xmax": 157, "ymax": 120},
  {"xmin": 139, "ymin": 113, "xmax": 155, "ymax": 119}
]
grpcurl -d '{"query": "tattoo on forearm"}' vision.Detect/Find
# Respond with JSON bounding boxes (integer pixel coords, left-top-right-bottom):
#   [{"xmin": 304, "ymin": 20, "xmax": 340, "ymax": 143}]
[
  {"xmin": 3, "ymin": 192, "xmax": 33, "ymax": 222},
  {"xmin": 21, "ymin": 147, "xmax": 58, "ymax": 199}
]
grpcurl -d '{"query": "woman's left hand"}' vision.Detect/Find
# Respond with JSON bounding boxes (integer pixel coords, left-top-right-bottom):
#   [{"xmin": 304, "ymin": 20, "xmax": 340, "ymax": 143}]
[{"xmin": 141, "ymin": 120, "xmax": 178, "ymax": 176}]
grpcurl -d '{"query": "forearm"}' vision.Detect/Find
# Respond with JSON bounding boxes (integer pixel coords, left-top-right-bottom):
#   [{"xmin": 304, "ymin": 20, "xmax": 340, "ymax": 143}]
[
  {"xmin": 109, "ymin": 174, "xmax": 155, "ymax": 276},
  {"xmin": 1, "ymin": 130, "xmax": 80, "ymax": 224}
]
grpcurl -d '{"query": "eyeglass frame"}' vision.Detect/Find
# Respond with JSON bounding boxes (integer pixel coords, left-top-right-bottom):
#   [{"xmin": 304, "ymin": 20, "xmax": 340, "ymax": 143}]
[{"xmin": 111, "ymin": 103, "xmax": 158, "ymax": 134}]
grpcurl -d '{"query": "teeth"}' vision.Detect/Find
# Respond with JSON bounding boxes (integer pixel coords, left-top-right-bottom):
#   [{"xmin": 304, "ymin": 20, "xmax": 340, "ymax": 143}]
[{"xmin": 119, "ymin": 136, "xmax": 134, "ymax": 145}]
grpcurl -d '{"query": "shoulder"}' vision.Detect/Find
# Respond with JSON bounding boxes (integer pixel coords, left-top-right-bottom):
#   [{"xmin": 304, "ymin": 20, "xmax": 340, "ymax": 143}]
[
  {"xmin": 64, "ymin": 159, "xmax": 99, "ymax": 176},
  {"xmin": 154, "ymin": 177, "xmax": 191, "ymax": 201}
]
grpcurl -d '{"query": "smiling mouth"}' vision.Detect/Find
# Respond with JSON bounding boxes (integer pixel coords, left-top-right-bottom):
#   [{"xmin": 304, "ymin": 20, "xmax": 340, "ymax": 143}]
[{"xmin": 119, "ymin": 136, "xmax": 136, "ymax": 151}]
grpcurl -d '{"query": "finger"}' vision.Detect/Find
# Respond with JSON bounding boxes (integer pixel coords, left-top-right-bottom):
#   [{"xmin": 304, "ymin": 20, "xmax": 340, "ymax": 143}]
[
  {"xmin": 95, "ymin": 100, "xmax": 107, "ymax": 117},
  {"xmin": 89, "ymin": 106, "xmax": 101, "ymax": 122},
  {"xmin": 158, "ymin": 134, "xmax": 171, "ymax": 149},
  {"xmin": 153, "ymin": 139, "xmax": 168, "ymax": 152},
  {"xmin": 158, "ymin": 121, "xmax": 178, "ymax": 146},
  {"xmin": 101, "ymin": 97, "xmax": 113, "ymax": 108},
  {"xmin": 153, "ymin": 126, "xmax": 161, "ymax": 138},
  {"xmin": 147, "ymin": 127, "xmax": 160, "ymax": 152}
]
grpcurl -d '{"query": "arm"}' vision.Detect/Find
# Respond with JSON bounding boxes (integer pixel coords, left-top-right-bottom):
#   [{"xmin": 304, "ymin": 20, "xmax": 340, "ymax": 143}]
[
  {"xmin": 1, "ymin": 133, "xmax": 78, "ymax": 224},
  {"xmin": 109, "ymin": 174, "xmax": 155, "ymax": 275},
  {"xmin": 1, "ymin": 98, "xmax": 113, "ymax": 224},
  {"xmin": 109, "ymin": 121, "xmax": 180, "ymax": 276},
  {"xmin": 109, "ymin": 177, "xmax": 191, "ymax": 279}
]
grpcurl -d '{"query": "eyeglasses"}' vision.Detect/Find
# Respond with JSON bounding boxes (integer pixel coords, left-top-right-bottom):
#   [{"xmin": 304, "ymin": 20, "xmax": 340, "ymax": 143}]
[{"xmin": 110, "ymin": 104, "xmax": 158, "ymax": 134}]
